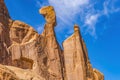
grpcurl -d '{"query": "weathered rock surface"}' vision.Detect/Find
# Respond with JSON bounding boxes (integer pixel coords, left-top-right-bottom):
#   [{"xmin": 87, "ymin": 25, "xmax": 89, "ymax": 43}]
[
  {"xmin": 40, "ymin": 6, "xmax": 56, "ymax": 26},
  {"xmin": 0, "ymin": 0, "xmax": 12, "ymax": 66},
  {"xmin": 63, "ymin": 25, "xmax": 87, "ymax": 80},
  {"xmin": 63, "ymin": 25, "xmax": 104, "ymax": 80},
  {"xmin": 0, "ymin": 64, "xmax": 20, "ymax": 80},
  {"xmin": 39, "ymin": 6, "xmax": 64, "ymax": 80},
  {"xmin": 6, "ymin": 65, "xmax": 45, "ymax": 80},
  {"xmin": 0, "ymin": 0, "xmax": 104, "ymax": 80},
  {"xmin": 93, "ymin": 69, "xmax": 104, "ymax": 80},
  {"xmin": 0, "ymin": 0, "xmax": 10, "ymax": 26},
  {"xmin": 0, "ymin": 64, "xmax": 45, "ymax": 80}
]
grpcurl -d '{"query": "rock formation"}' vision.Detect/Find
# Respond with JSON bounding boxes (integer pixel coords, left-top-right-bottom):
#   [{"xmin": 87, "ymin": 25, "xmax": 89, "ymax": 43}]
[
  {"xmin": 63, "ymin": 25, "xmax": 87, "ymax": 80},
  {"xmin": 0, "ymin": 0, "xmax": 104, "ymax": 80}
]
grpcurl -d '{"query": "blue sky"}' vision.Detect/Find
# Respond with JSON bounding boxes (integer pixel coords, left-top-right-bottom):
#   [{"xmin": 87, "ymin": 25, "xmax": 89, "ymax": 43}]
[{"xmin": 5, "ymin": 0, "xmax": 120, "ymax": 80}]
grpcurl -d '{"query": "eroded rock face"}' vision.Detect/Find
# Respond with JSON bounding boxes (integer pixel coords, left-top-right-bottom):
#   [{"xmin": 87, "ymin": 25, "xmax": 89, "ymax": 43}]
[
  {"xmin": 0, "ymin": 64, "xmax": 45, "ymax": 80},
  {"xmin": 0, "ymin": 64, "xmax": 20, "ymax": 80},
  {"xmin": 63, "ymin": 25, "xmax": 104, "ymax": 80},
  {"xmin": 63, "ymin": 25, "xmax": 87, "ymax": 80},
  {"xmin": 6, "ymin": 65, "xmax": 45, "ymax": 80},
  {"xmin": 40, "ymin": 6, "xmax": 56, "ymax": 26},
  {"xmin": 10, "ymin": 20, "xmax": 38, "ymax": 44},
  {"xmin": 93, "ymin": 69, "xmax": 104, "ymax": 80},
  {"xmin": 0, "ymin": 1, "xmax": 104, "ymax": 80},
  {"xmin": 39, "ymin": 6, "xmax": 64, "ymax": 80},
  {"xmin": 0, "ymin": 0, "xmax": 11, "ymax": 65}
]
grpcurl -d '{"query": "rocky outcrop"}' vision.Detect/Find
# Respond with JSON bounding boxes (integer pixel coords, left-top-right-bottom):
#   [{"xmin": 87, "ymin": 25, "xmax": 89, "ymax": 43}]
[
  {"xmin": 0, "ymin": 64, "xmax": 45, "ymax": 80},
  {"xmin": 93, "ymin": 69, "xmax": 104, "ymax": 80},
  {"xmin": 40, "ymin": 6, "xmax": 56, "ymax": 26},
  {"xmin": 63, "ymin": 25, "xmax": 87, "ymax": 80},
  {"xmin": 0, "ymin": 64, "xmax": 20, "ymax": 80},
  {"xmin": 0, "ymin": 0, "xmax": 10, "ymax": 26},
  {"xmin": 6, "ymin": 65, "xmax": 45, "ymax": 80},
  {"xmin": 0, "ymin": 0, "xmax": 12, "ymax": 66},
  {"xmin": 39, "ymin": 6, "xmax": 64, "ymax": 80},
  {"xmin": 63, "ymin": 25, "xmax": 104, "ymax": 80},
  {"xmin": 0, "ymin": 0, "xmax": 104, "ymax": 80}
]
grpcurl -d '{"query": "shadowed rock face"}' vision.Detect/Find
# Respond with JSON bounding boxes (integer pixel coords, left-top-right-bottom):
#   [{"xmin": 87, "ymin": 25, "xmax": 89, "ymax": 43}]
[
  {"xmin": 0, "ymin": 0, "xmax": 12, "ymax": 65},
  {"xmin": 0, "ymin": 0, "xmax": 10, "ymax": 26},
  {"xmin": 0, "ymin": 1, "xmax": 104, "ymax": 80}
]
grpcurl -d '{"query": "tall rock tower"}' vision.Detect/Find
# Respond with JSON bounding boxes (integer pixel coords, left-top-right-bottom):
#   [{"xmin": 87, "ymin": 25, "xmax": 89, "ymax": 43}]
[
  {"xmin": 63, "ymin": 25, "xmax": 87, "ymax": 80},
  {"xmin": 39, "ymin": 6, "xmax": 64, "ymax": 80}
]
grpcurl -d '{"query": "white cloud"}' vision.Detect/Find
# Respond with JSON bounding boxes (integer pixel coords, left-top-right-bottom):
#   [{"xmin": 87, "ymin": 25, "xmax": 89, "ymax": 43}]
[
  {"xmin": 103, "ymin": 0, "xmax": 120, "ymax": 16},
  {"xmin": 35, "ymin": 0, "xmax": 120, "ymax": 38},
  {"xmin": 48, "ymin": 0, "xmax": 89, "ymax": 25},
  {"xmin": 84, "ymin": 13, "xmax": 100, "ymax": 37}
]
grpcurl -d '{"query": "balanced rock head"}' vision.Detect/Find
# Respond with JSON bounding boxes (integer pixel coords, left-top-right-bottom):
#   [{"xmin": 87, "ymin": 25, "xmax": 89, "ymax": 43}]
[
  {"xmin": 74, "ymin": 24, "xmax": 80, "ymax": 32},
  {"xmin": 39, "ymin": 6, "xmax": 56, "ymax": 26}
]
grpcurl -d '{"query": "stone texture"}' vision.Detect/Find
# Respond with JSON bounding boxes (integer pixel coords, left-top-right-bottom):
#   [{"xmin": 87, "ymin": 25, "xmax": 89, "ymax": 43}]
[
  {"xmin": 0, "ymin": 64, "xmax": 45, "ymax": 80},
  {"xmin": 0, "ymin": 1, "xmax": 104, "ymax": 80},
  {"xmin": 0, "ymin": 0, "xmax": 12, "ymax": 65},
  {"xmin": 0, "ymin": 0, "xmax": 10, "ymax": 26},
  {"xmin": 40, "ymin": 6, "xmax": 64, "ymax": 80},
  {"xmin": 93, "ymin": 69, "xmax": 104, "ymax": 80},
  {"xmin": 6, "ymin": 65, "xmax": 45, "ymax": 80},
  {"xmin": 40, "ymin": 6, "xmax": 56, "ymax": 26},
  {"xmin": 63, "ymin": 25, "xmax": 104, "ymax": 80},
  {"xmin": 63, "ymin": 25, "xmax": 87, "ymax": 80},
  {"xmin": 0, "ymin": 64, "xmax": 20, "ymax": 80}
]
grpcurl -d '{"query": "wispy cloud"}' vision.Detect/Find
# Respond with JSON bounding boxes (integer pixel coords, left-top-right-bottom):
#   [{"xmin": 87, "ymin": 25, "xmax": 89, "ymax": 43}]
[
  {"xmin": 103, "ymin": 0, "xmax": 120, "ymax": 16},
  {"xmin": 84, "ymin": 13, "xmax": 100, "ymax": 37},
  {"xmin": 35, "ymin": 0, "xmax": 120, "ymax": 38},
  {"xmin": 48, "ymin": 0, "xmax": 89, "ymax": 25}
]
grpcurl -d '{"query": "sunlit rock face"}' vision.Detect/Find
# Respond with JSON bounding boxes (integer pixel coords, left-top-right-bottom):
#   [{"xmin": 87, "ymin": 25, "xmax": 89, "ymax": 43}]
[
  {"xmin": 0, "ymin": 64, "xmax": 20, "ymax": 80},
  {"xmin": 63, "ymin": 25, "xmax": 87, "ymax": 80},
  {"xmin": 0, "ymin": 64, "xmax": 45, "ymax": 80},
  {"xmin": 0, "ymin": 0, "xmax": 104, "ymax": 80}
]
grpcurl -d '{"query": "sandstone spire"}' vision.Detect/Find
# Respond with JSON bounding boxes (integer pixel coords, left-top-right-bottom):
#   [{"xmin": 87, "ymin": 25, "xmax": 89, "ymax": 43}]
[
  {"xmin": 39, "ymin": 6, "xmax": 64, "ymax": 80},
  {"xmin": 63, "ymin": 25, "xmax": 87, "ymax": 80}
]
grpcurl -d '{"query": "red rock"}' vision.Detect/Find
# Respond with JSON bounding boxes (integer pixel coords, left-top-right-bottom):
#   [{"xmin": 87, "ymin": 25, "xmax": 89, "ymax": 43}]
[{"xmin": 0, "ymin": 1, "xmax": 104, "ymax": 80}]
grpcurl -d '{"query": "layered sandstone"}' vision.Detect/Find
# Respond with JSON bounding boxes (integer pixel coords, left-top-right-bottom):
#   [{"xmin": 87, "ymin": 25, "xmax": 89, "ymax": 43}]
[
  {"xmin": 40, "ymin": 6, "xmax": 64, "ymax": 80},
  {"xmin": 0, "ymin": 0, "xmax": 104, "ymax": 80},
  {"xmin": 0, "ymin": 0, "xmax": 11, "ymax": 66},
  {"xmin": 63, "ymin": 25, "xmax": 87, "ymax": 80},
  {"xmin": 0, "ymin": 64, "xmax": 19, "ymax": 80},
  {"xmin": 0, "ymin": 64, "xmax": 45, "ymax": 80},
  {"xmin": 63, "ymin": 25, "xmax": 104, "ymax": 80}
]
